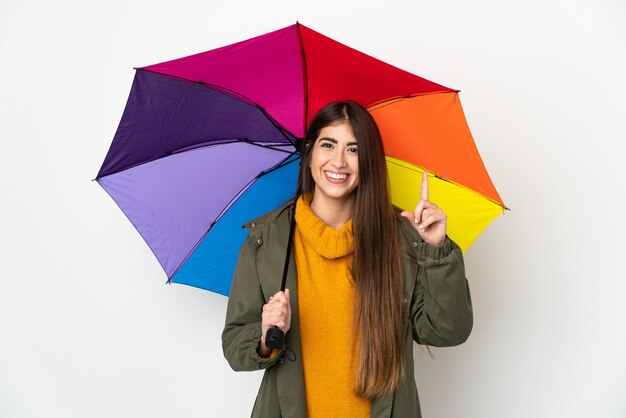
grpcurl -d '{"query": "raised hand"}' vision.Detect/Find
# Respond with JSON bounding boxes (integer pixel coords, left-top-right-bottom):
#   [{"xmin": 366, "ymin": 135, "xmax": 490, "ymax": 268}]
[
  {"xmin": 400, "ymin": 171, "xmax": 447, "ymax": 247},
  {"xmin": 258, "ymin": 289, "xmax": 291, "ymax": 357}
]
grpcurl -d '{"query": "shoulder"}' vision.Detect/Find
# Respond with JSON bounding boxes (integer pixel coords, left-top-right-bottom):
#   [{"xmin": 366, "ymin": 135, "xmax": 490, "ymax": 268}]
[{"xmin": 241, "ymin": 198, "xmax": 295, "ymax": 239}]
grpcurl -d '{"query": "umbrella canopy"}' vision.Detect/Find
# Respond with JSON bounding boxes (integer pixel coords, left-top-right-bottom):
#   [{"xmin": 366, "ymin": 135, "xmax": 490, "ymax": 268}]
[{"xmin": 96, "ymin": 23, "xmax": 505, "ymax": 295}]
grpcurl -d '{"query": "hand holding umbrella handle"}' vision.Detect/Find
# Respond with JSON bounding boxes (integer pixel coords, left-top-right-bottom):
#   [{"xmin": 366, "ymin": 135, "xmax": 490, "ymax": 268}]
[{"xmin": 261, "ymin": 289, "xmax": 291, "ymax": 353}]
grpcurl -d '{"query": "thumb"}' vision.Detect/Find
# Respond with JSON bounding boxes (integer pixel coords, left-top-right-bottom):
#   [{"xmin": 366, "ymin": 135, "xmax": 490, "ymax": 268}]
[{"xmin": 285, "ymin": 288, "xmax": 290, "ymax": 304}]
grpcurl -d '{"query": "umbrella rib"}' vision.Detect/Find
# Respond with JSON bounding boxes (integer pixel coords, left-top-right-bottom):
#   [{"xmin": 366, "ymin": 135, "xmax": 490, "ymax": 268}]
[
  {"xmin": 256, "ymin": 153, "xmax": 300, "ymax": 178},
  {"xmin": 386, "ymin": 158, "xmax": 509, "ymax": 211},
  {"xmin": 237, "ymin": 138, "xmax": 295, "ymax": 154},
  {"xmin": 367, "ymin": 90, "xmax": 461, "ymax": 112},
  {"xmin": 166, "ymin": 174, "xmax": 259, "ymax": 283},
  {"xmin": 93, "ymin": 139, "xmax": 295, "ymax": 180},
  {"xmin": 296, "ymin": 22, "xmax": 310, "ymax": 136},
  {"xmin": 174, "ymin": 138, "xmax": 295, "ymax": 155}
]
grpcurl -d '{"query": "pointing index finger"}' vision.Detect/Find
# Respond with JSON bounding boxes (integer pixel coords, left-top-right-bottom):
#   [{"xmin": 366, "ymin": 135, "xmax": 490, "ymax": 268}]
[{"xmin": 421, "ymin": 171, "xmax": 429, "ymax": 201}]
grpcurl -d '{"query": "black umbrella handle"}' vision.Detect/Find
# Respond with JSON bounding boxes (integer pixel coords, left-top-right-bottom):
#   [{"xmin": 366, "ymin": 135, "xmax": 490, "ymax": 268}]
[
  {"xmin": 265, "ymin": 326, "xmax": 285, "ymax": 349},
  {"xmin": 263, "ymin": 201, "xmax": 297, "ymax": 352}
]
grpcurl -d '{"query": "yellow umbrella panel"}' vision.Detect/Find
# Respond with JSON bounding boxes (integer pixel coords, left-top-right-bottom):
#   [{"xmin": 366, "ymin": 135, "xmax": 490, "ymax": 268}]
[{"xmin": 387, "ymin": 158, "xmax": 504, "ymax": 252}]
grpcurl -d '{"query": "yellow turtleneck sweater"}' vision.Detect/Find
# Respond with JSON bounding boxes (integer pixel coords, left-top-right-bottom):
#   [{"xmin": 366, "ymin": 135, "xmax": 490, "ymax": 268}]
[{"xmin": 294, "ymin": 195, "xmax": 370, "ymax": 418}]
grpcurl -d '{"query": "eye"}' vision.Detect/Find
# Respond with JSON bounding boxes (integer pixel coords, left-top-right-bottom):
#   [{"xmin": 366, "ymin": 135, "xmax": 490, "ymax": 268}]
[
  {"xmin": 320, "ymin": 142, "xmax": 333, "ymax": 149},
  {"xmin": 347, "ymin": 147, "xmax": 358, "ymax": 154}
]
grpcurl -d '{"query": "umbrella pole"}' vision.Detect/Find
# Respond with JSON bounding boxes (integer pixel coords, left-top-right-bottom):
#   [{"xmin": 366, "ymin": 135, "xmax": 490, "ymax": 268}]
[
  {"xmin": 280, "ymin": 205, "xmax": 296, "ymax": 292},
  {"xmin": 265, "ymin": 200, "xmax": 297, "ymax": 350}
]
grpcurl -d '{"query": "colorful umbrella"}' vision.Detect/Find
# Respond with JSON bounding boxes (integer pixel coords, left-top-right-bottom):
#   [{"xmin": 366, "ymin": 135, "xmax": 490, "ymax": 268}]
[{"xmin": 95, "ymin": 23, "xmax": 506, "ymax": 296}]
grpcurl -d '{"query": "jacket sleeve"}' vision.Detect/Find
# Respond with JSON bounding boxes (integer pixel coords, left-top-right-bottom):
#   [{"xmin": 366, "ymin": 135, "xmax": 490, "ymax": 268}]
[
  {"xmin": 222, "ymin": 235, "xmax": 284, "ymax": 371},
  {"xmin": 410, "ymin": 236, "xmax": 473, "ymax": 347}
]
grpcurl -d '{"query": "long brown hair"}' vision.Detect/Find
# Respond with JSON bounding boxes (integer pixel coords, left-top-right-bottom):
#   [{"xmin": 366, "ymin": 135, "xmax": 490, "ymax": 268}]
[{"xmin": 296, "ymin": 101, "xmax": 405, "ymax": 399}]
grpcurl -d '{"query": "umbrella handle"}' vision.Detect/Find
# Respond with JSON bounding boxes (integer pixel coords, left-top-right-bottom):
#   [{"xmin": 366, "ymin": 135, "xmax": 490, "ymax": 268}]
[{"xmin": 265, "ymin": 326, "xmax": 285, "ymax": 350}]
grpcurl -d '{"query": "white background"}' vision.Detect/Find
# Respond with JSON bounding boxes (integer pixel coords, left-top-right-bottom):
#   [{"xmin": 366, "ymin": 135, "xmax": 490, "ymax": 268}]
[{"xmin": 1, "ymin": 0, "xmax": 625, "ymax": 417}]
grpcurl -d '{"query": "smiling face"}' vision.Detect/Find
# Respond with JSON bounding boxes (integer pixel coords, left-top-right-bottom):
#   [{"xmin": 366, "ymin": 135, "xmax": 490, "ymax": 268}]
[{"xmin": 309, "ymin": 122, "xmax": 359, "ymax": 207}]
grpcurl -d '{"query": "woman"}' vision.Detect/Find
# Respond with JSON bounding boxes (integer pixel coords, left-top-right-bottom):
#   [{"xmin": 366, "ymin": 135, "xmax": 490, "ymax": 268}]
[{"xmin": 222, "ymin": 101, "xmax": 473, "ymax": 418}]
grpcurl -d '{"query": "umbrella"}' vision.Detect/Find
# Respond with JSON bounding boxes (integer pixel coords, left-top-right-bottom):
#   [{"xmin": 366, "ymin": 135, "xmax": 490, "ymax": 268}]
[{"xmin": 95, "ymin": 23, "xmax": 506, "ymax": 296}]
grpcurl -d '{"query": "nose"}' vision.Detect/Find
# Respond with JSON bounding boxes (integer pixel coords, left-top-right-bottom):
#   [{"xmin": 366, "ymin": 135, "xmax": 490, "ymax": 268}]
[{"xmin": 330, "ymin": 149, "xmax": 347, "ymax": 168}]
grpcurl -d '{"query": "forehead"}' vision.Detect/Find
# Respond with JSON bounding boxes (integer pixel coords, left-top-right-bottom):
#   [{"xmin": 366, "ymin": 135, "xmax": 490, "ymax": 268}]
[{"xmin": 316, "ymin": 122, "xmax": 357, "ymax": 142}]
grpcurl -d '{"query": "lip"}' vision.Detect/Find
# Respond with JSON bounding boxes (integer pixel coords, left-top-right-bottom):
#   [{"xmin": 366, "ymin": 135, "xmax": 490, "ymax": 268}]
[{"xmin": 324, "ymin": 170, "xmax": 350, "ymax": 184}]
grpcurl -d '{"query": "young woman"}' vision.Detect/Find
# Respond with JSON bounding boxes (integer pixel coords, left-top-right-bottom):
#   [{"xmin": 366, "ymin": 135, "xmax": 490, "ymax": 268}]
[{"xmin": 222, "ymin": 101, "xmax": 473, "ymax": 418}]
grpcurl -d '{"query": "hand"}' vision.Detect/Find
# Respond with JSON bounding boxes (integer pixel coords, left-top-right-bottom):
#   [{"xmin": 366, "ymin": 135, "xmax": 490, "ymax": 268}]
[
  {"xmin": 259, "ymin": 289, "xmax": 291, "ymax": 356},
  {"xmin": 400, "ymin": 171, "xmax": 447, "ymax": 247}
]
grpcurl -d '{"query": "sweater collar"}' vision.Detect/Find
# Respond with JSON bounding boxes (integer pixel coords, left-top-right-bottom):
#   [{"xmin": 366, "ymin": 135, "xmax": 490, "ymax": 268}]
[{"xmin": 295, "ymin": 195, "xmax": 354, "ymax": 259}]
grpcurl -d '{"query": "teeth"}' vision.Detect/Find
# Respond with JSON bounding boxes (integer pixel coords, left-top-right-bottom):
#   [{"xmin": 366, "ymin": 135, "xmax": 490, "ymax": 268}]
[{"xmin": 326, "ymin": 172, "xmax": 347, "ymax": 180}]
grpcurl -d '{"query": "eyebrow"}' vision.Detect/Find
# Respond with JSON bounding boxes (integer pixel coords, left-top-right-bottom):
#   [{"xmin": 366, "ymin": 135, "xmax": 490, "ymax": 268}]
[{"xmin": 318, "ymin": 137, "xmax": 358, "ymax": 146}]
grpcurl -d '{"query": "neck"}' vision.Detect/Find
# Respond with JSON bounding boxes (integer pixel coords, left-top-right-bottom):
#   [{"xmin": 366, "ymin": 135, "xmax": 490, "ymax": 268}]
[{"xmin": 309, "ymin": 192, "xmax": 355, "ymax": 230}]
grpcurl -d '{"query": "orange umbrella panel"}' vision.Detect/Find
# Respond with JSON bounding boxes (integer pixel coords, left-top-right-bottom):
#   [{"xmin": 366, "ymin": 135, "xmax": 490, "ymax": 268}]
[{"xmin": 371, "ymin": 92, "xmax": 504, "ymax": 208}]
